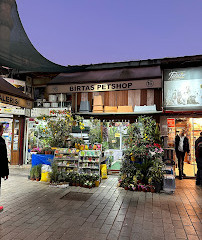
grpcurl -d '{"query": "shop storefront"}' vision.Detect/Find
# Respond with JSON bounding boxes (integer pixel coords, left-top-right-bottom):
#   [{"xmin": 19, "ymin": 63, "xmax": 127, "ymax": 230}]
[
  {"xmin": 46, "ymin": 65, "xmax": 163, "ymax": 171},
  {"xmin": 0, "ymin": 76, "xmax": 33, "ymax": 165},
  {"xmin": 161, "ymin": 66, "xmax": 202, "ymax": 178}
]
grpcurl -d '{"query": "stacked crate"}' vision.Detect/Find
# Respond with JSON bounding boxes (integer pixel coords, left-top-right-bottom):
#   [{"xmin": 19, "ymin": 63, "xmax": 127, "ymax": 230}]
[{"xmin": 93, "ymin": 95, "xmax": 103, "ymax": 113}]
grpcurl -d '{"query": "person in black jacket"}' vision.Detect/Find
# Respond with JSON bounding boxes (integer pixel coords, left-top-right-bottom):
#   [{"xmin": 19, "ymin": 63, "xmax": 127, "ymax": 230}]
[
  {"xmin": 175, "ymin": 130, "xmax": 190, "ymax": 180},
  {"xmin": 0, "ymin": 123, "xmax": 9, "ymax": 212},
  {"xmin": 195, "ymin": 132, "xmax": 202, "ymax": 186}
]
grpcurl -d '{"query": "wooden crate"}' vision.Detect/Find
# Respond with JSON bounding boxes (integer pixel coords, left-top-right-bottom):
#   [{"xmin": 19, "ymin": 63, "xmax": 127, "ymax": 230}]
[
  {"xmin": 117, "ymin": 106, "xmax": 133, "ymax": 113},
  {"xmin": 104, "ymin": 106, "xmax": 117, "ymax": 112},
  {"xmin": 93, "ymin": 105, "xmax": 103, "ymax": 112}
]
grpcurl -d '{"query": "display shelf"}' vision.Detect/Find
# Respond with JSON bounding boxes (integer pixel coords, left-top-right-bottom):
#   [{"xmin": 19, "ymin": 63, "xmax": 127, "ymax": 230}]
[
  {"xmin": 79, "ymin": 150, "xmax": 101, "ymax": 177},
  {"xmin": 54, "ymin": 148, "xmax": 79, "ymax": 172}
]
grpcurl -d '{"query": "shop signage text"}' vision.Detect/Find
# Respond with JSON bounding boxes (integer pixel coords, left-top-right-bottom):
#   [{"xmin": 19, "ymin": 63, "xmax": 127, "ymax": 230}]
[
  {"xmin": 48, "ymin": 79, "xmax": 162, "ymax": 94},
  {"xmin": 0, "ymin": 93, "xmax": 32, "ymax": 109}
]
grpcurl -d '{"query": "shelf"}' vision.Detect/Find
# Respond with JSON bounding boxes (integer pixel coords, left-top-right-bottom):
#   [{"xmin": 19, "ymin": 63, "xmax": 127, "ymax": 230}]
[
  {"xmin": 75, "ymin": 111, "xmax": 163, "ymax": 116},
  {"xmin": 57, "ymin": 165, "xmax": 78, "ymax": 168},
  {"xmin": 81, "ymin": 167, "xmax": 99, "ymax": 170},
  {"xmin": 80, "ymin": 161, "xmax": 99, "ymax": 163},
  {"xmin": 55, "ymin": 158, "xmax": 78, "ymax": 161}
]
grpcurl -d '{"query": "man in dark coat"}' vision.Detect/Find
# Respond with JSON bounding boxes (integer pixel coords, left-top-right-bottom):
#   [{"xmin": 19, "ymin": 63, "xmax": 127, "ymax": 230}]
[
  {"xmin": 0, "ymin": 123, "xmax": 9, "ymax": 212},
  {"xmin": 195, "ymin": 132, "xmax": 202, "ymax": 185},
  {"xmin": 175, "ymin": 130, "xmax": 190, "ymax": 180}
]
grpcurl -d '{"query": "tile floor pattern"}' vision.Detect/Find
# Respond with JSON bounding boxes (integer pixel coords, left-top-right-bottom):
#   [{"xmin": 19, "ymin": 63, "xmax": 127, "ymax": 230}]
[{"xmin": 0, "ymin": 167, "xmax": 201, "ymax": 240}]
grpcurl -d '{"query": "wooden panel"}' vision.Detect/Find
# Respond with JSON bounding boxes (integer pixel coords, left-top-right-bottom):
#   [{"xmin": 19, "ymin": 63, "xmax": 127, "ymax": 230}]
[
  {"xmin": 128, "ymin": 90, "xmax": 136, "ymax": 107},
  {"xmin": 109, "ymin": 91, "xmax": 117, "ymax": 106},
  {"xmin": 117, "ymin": 91, "xmax": 128, "ymax": 106},
  {"xmin": 154, "ymin": 89, "xmax": 162, "ymax": 111},
  {"xmin": 147, "ymin": 89, "xmax": 154, "ymax": 106},
  {"xmin": 140, "ymin": 89, "xmax": 147, "ymax": 106},
  {"xmin": 71, "ymin": 93, "xmax": 75, "ymax": 112},
  {"xmin": 88, "ymin": 92, "xmax": 93, "ymax": 110},
  {"xmin": 77, "ymin": 93, "xmax": 81, "ymax": 111},
  {"xmin": 134, "ymin": 89, "xmax": 141, "ymax": 106},
  {"xmin": 104, "ymin": 92, "xmax": 110, "ymax": 106}
]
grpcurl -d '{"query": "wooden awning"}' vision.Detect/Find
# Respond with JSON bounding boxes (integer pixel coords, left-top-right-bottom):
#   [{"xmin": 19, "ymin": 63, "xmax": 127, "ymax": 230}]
[{"xmin": 0, "ymin": 76, "xmax": 33, "ymax": 109}]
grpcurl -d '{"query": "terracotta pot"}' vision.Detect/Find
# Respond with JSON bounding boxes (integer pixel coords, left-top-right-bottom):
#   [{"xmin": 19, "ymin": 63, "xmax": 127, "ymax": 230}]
[
  {"xmin": 36, "ymin": 178, "xmax": 40, "ymax": 181},
  {"xmin": 72, "ymin": 183, "xmax": 76, "ymax": 186},
  {"xmin": 151, "ymin": 188, "xmax": 156, "ymax": 193},
  {"xmin": 45, "ymin": 151, "xmax": 52, "ymax": 155}
]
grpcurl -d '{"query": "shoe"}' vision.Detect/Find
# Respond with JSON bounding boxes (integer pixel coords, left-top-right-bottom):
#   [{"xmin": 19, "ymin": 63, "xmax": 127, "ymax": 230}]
[
  {"xmin": 0, "ymin": 206, "xmax": 3, "ymax": 212},
  {"xmin": 179, "ymin": 176, "xmax": 183, "ymax": 180}
]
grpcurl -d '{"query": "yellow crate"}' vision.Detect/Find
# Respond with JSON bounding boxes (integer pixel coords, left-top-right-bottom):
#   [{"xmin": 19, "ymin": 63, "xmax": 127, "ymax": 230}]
[
  {"xmin": 93, "ymin": 105, "xmax": 103, "ymax": 111},
  {"xmin": 117, "ymin": 106, "xmax": 133, "ymax": 112},
  {"xmin": 104, "ymin": 106, "xmax": 117, "ymax": 112}
]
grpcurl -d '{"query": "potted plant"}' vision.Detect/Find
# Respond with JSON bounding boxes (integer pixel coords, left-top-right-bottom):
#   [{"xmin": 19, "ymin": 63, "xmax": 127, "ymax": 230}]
[
  {"xmin": 30, "ymin": 167, "xmax": 35, "ymax": 180},
  {"xmin": 44, "ymin": 147, "xmax": 52, "ymax": 155},
  {"xmin": 35, "ymin": 164, "xmax": 42, "ymax": 181}
]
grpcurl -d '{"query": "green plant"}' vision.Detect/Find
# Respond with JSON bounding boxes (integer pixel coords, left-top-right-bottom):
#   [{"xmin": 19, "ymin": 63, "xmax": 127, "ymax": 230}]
[
  {"xmin": 30, "ymin": 167, "xmax": 35, "ymax": 179},
  {"xmin": 49, "ymin": 161, "xmax": 59, "ymax": 183},
  {"xmin": 89, "ymin": 118, "xmax": 102, "ymax": 144},
  {"xmin": 35, "ymin": 164, "xmax": 42, "ymax": 179}
]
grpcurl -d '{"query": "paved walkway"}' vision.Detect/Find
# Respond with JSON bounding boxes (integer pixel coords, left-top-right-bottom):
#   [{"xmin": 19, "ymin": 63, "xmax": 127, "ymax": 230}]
[{"xmin": 0, "ymin": 167, "xmax": 201, "ymax": 240}]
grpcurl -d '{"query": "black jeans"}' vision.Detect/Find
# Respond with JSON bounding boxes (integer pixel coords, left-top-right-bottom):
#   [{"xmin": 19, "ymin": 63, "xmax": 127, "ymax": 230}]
[
  {"xmin": 177, "ymin": 151, "xmax": 185, "ymax": 179},
  {"xmin": 196, "ymin": 159, "xmax": 202, "ymax": 184}
]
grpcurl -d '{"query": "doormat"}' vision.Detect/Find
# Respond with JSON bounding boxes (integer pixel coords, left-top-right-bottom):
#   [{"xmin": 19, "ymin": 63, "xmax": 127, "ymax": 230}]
[{"xmin": 61, "ymin": 192, "xmax": 93, "ymax": 201}]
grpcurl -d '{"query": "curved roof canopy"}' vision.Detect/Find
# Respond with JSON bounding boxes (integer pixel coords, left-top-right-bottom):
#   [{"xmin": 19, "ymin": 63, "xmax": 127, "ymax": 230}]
[{"xmin": 0, "ymin": 0, "xmax": 69, "ymax": 73}]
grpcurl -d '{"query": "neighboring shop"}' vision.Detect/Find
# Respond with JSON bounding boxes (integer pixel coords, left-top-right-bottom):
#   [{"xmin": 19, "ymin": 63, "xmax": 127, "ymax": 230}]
[
  {"xmin": 161, "ymin": 66, "xmax": 202, "ymax": 178},
  {"xmin": 0, "ymin": 76, "xmax": 33, "ymax": 165}
]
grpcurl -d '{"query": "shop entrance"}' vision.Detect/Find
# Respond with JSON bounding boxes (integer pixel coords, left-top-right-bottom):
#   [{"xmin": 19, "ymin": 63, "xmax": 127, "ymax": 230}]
[
  {"xmin": 11, "ymin": 115, "xmax": 25, "ymax": 165},
  {"xmin": 167, "ymin": 117, "xmax": 202, "ymax": 178}
]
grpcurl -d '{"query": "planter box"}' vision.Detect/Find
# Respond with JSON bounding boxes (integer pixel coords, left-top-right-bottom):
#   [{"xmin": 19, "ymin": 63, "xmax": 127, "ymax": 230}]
[
  {"xmin": 104, "ymin": 106, "xmax": 117, "ymax": 112},
  {"xmin": 117, "ymin": 106, "xmax": 133, "ymax": 113},
  {"xmin": 93, "ymin": 105, "xmax": 103, "ymax": 112}
]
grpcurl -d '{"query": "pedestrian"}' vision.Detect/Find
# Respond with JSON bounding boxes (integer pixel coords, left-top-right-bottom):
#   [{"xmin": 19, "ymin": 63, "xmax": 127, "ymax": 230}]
[
  {"xmin": 0, "ymin": 123, "xmax": 9, "ymax": 212},
  {"xmin": 175, "ymin": 129, "xmax": 190, "ymax": 180},
  {"xmin": 195, "ymin": 132, "xmax": 202, "ymax": 186}
]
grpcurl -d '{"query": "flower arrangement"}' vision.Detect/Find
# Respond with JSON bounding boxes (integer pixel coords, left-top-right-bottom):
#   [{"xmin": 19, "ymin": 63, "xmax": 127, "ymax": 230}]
[{"xmin": 119, "ymin": 116, "xmax": 164, "ymax": 193}]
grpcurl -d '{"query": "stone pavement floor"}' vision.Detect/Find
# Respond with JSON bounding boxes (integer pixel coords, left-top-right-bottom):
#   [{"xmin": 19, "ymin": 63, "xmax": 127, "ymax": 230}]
[{"xmin": 0, "ymin": 167, "xmax": 201, "ymax": 240}]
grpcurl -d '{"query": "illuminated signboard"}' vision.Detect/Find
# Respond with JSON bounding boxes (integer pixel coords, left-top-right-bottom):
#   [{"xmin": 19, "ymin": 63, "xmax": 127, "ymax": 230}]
[{"xmin": 164, "ymin": 67, "xmax": 202, "ymax": 110}]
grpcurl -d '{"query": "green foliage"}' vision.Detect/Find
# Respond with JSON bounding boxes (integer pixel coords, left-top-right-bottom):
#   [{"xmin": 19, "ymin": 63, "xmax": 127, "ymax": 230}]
[
  {"xmin": 89, "ymin": 118, "xmax": 102, "ymax": 144},
  {"xmin": 120, "ymin": 116, "xmax": 164, "ymax": 188},
  {"xmin": 49, "ymin": 161, "xmax": 59, "ymax": 183}
]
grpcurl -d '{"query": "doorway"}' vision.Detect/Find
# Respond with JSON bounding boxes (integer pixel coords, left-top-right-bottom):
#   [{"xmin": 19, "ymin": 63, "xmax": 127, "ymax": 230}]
[{"xmin": 11, "ymin": 115, "xmax": 25, "ymax": 165}]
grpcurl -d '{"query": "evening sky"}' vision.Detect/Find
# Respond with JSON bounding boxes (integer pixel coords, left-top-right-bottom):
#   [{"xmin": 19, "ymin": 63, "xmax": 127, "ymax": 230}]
[{"xmin": 16, "ymin": 0, "xmax": 202, "ymax": 66}]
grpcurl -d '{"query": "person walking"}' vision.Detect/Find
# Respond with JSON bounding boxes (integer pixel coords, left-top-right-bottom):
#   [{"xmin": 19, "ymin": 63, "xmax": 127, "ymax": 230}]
[
  {"xmin": 195, "ymin": 132, "xmax": 202, "ymax": 186},
  {"xmin": 0, "ymin": 123, "xmax": 9, "ymax": 212},
  {"xmin": 175, "ymin": 130, "xmax": 190, "ymax": 180}
]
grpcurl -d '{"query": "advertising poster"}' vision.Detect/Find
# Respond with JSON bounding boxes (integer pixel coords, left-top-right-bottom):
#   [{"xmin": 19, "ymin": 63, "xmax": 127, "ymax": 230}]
[{"xmin": 164, "ymin": 67, "xmax": 202, "ymax": 110}]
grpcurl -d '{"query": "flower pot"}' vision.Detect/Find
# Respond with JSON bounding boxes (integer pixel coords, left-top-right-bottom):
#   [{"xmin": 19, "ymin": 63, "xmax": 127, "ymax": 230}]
[
  {"xmin": 142, "ymin": 188, "xmax": 147, "ymax": 192},
  {"xmin": 45, "ymin": 151, "xmax": 52, "ymax": 155},
  {"xmin": 36, "ymin": 178, "xmax": 40, "ymax": 181},
  {"xmin": 124, "ymin": 187, "xmax": 129, "ymax": 190},
  {"xmin": 72, "ymin": 183, "xmax": 76, "ymax": 186},
  {"xmin": 76, "ymin": 183, "xmax": 80, "ymax": 187},
  {"xmin": 151, "ymin": 188, "xmax": 156, "ymax": 193},
  {"xmin": 95, "ymin": 180, "xmax": 99, "ymax": 187}
]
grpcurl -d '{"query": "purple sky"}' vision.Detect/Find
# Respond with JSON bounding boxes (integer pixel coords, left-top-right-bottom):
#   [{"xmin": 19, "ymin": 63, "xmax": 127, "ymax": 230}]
[{"xmin": 16, "ymin": 0, "xmax": 202, "ymax": 66}]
